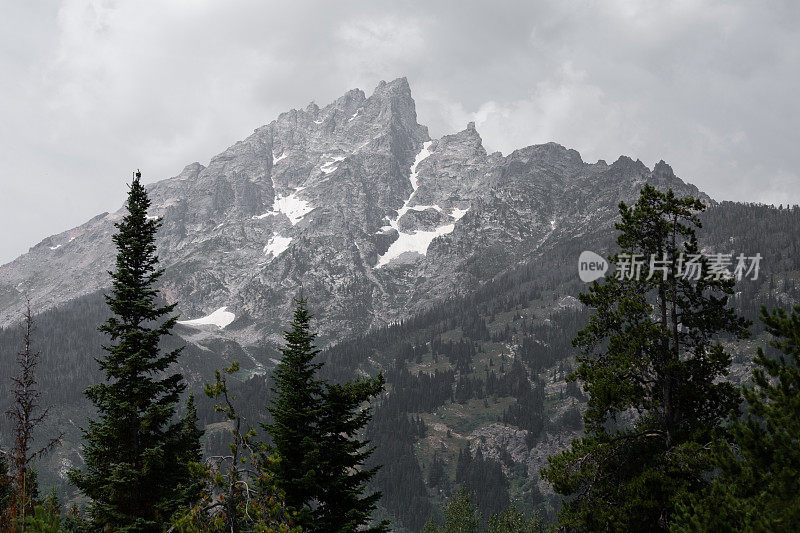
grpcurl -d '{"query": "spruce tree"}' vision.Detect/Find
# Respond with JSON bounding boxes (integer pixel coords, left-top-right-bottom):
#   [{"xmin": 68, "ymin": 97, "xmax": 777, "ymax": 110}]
[
  {"xmin": 69, "ymin": 171, "xmax": 201, "ymax": 531},
  {"xmin": 265, "ymin": 295, "xmax": 326, "ymax": 526},
  {"xmin": 266, "ymin": 294, "xmax": 386, "ymax": 531},
  {"xmin": 541, "ymin": 185, "xmax": 750, "ymax": 530},
  {"xmin": 673, "ymin": 305, "xmax": 800, "ymax": 531},
  {"xmin": 315, "ymin": 374, "xmax": 388, "ymax": 532}
]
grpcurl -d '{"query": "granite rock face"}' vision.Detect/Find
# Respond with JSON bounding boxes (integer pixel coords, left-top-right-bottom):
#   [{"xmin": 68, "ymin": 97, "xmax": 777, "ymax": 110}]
[{"xmin": 0, "ymin": 77, "xmax": 708, "ymax": 351}]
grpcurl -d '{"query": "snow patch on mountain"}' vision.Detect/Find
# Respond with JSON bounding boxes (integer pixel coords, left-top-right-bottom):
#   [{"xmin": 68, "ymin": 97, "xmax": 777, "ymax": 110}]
[
  {"xmin": 389, "ymin": 141, "xmax": 433, "ymax": 227},
  {"xmin": 375, "ymin": 142, "xmax": 467, "ymax": 268},
  {"xmin": 375, "ymin": 223, "xmax": 457, "ymax": 267},
  {"xmin": 178, "ymin": 307, "xmax": 235, "ymax": 329},
  {"xmin": 408, "ymin": 204, "xmax": 442, "ymax": 213},
  {"xmin": 273, "ymin": 190, "xmax": 312, "ymax": 224},
  {"xmin": 273, "ymin": 151, "xmax": 288, "ymax": 164},
  {"xmin": 264, "ymin": 234, "xmax": 292, "ymax": 257},
  {"xmin": 321, "ymin": 155, "xmax": 345, "ymax": 174},
  {"xmin": 452, "ymin": 208, "xmax": 469, "ymax": 221},
  {"xmin": 252, "ymin": 187, "xmax": 312, "ymax": 225},
  {"xmin": 409, "ymin": 141, "xmax": 433, "ymax": 190}
]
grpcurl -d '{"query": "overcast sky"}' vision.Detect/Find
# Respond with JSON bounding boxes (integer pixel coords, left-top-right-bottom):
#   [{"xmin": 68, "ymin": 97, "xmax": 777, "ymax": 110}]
[{"xmin": 1, "ymin": 1, "xmax": 798, "ymax": 264}]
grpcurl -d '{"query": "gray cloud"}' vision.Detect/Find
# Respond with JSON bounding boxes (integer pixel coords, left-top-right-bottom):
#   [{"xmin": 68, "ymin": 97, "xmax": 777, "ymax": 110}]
[{"xmin": 1, "ymin": 0, "xmax": 798, "ymax": 264}]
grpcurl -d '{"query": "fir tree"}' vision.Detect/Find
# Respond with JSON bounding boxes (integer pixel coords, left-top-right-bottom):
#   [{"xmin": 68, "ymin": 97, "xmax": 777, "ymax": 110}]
[
  {"xmin": 673, "ymin": 305, "xmax": 800, "ymax": 531},
  {"xmin": 265, "ymin": 294, "xmax": 326, "ymax": 526},
  {"xmin": 69, "ymin": 171, "xmax": 201, "ymax": 531},
  {"xmin": 171, "ymin": 394, "xmax": 204, "ymax": 516},
  {"xmin": 265, "ymin": 294, "xmax": 386, "ymax": 531},
  {"xmin": 541, "ymin": 186, "xmax": 750, "ymax": 530},
  {"xmin": 315, "ymin": 373, "xmax": 388, "ymax": 532}
]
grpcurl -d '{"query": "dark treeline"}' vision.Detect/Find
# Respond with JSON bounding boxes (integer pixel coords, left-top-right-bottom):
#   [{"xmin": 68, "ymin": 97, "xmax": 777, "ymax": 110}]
[{"xmin": 455, "ymin": 448, "xmax": 510, "ymax": 525}]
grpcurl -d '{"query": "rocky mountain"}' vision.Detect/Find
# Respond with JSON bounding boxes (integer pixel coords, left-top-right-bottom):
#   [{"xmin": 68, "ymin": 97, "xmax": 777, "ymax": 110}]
[
  {"xmin": 2, "ymin": 78, "xmax": 799, "ymax": 530},
  {"xmin": 0, "ymin": 77, "xmax": 705, "ymax": 355}
]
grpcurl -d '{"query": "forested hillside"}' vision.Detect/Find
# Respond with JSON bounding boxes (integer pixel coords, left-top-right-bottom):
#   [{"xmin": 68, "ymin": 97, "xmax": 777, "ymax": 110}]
[{"xmin": 0, "ymin": 201, "xmax": 798, "ymax": 530}]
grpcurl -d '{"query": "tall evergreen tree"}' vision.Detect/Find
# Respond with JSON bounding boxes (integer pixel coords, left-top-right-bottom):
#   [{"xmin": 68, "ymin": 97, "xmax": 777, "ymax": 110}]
[
  {"xmin": 69, "ymin": 171, "xmax": 201, "ymax": 531},
  {"xmin": 265, "ymin": 294, "xmax": 386, "ymax": 532},
  {"xmin": 265, "ymin": 295, "xmax": 326, "ymax": 526},
  {"xmin": 673, "ymin": 305, "xmax": 800, "ymax": 531},
  {"xmin": 315, "ymin": 374, "xmax": 388, "ymax": 532},
  {"xmin": 171, "ymin": 393, "xmax": 204, "ymax": 516},
  {"xmin": 542, "ymin": 185, "xmax": 750, "ymax": 530}
]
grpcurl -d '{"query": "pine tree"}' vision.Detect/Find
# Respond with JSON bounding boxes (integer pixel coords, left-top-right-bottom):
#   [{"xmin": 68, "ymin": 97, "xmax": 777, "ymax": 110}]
[
  {"xmin": 265, "ymin": 294, "xmax": 387, "ymax": 531},
  {"xmin": 172, "ymin": 363, "xmax": 299, "ymax": 533},
  {"xmin": 673, "ymin": 305, "xmax": 800, "ymax": 531},
  {"xmin": 541, "ymin": 185, "xmax": 750, "ymax": 530},
  {"xmin": 171, "ymin": 394, "xmax": 204, "ymax": 516},
  {"xmin": 69, "ymin": 171, "xmax": 201, "ymax": 531}
]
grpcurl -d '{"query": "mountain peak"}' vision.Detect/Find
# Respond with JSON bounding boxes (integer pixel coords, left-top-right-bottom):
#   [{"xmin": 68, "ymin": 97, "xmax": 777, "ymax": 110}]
[
  {"xmin": 0, "ymin": 77, "xmax": 713, "ymax": 338},
  {"xmin": 653, "ymin": 159, "xmax": 674, "ymax": 177},
  {"xmin": 434, "ymin": 121, "xmax": 485, "ymax": 158},
  {"xmin": 374, "ymin": 77, "xmax": 411, "ymax": 95}
]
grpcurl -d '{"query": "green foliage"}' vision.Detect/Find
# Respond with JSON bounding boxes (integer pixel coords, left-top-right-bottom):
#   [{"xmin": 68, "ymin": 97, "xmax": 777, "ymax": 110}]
[
  {"xmin": 673, "ymin": 305, "xmax": 800, "ymax": 532},
  {"xmin": 427, "ymin": 455, "xmax": 446, "ymax": 489},
  {"xmin": 314, "ymin": 373, "xmax": 387, "ymax": 532},
  {"xmin": 172, "ymin": 363, "xmax": 299, "ymax": 533},
  {"xmin": 18, "ymin": 490, "xmax": 61, "ymax": 532},
  {"xmin": 5, "ymin": 468, "xmax": 40, "ymax": 528},
  {"xmin": 487, "ymin": 505, "xmax": 546, "ymax": 533},
  {"xmin": 542, "ymin": 185, "xmax": 750, "ymax": 530},
  {"xmin": 68, "ymin": 171, "xmax": 202, "ymax": 531},
  {"xmin": 265, "ymin": 296, "xmax": 326, "ymax": 527},
  {"xmin": 422, "ymin": 488, "xmax": 480, "ymax": 533},
  {"xmin": 265, "ymin": 294, "xmax": 387, "ymax": 532},
  {"xmin": 455, "ymin": 447, "xmax": 509, "ymax": 522},
  {"xmin": 0, "ymin": 456, "xmax": 11, "ymax": 528},
  {"xmin": 62, "ymin": 504, "xmax": 91, "ymax": 532},
  {"xmin": 424, "ymin": 492, "xmax": 546, "ymax": 533}
]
